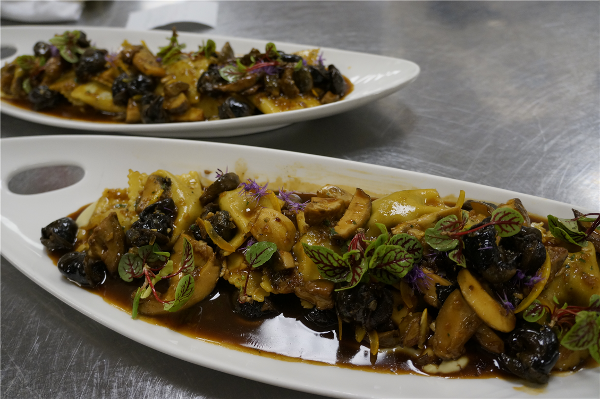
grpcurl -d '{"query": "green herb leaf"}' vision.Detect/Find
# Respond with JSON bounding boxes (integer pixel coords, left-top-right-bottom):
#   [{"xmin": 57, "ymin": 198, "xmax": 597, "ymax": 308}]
[
  {"xmin": 490, "ymin": 207, "xmax": 524, "ymax": 237},
  {"xmin": 589, "ymin": 317, "xmax": 600, "ymax": 364},
  {"xmin": 199, "ymin": 39, "xmax": 216, "ymax": 58},
  {"xmin": 370, "ymin": 245, "xmax": 414, "ymax": 279},
  {"xmin": 364, "ymin": 223, "xmax": 389, "ymax": 257},
  {"xmin": 449, "ymin": 248, "xmax": 466, "ymax": 267},
  {"xmin": 246, "ymin": 241, "xmax": 277, "ymax": 268},
  {"xmin": 424, "ymin": 215, "xmax": 460, "ymax": 251},
  {"xmin": 131, "ymin": 287, "xmax": 143, "ymax": 319},
  {"xmin": 294, "ymin": 60, "xmax": 303, "ymax": 71},
  {"xmin": 523, "ymin": 300, "xmax": 546, "ymax": 322},
  {"xmin": 49, "ymin": 31, "xmax": 84, "ymax": 63},
  {"xmin": 219, "ymin": 64, "xmax": 242, "ymax": 83},
  {"xmin": 590, "ymin": 294, "xmax": 600, "ymax": 308},
  {"xmin": 302, "ymin": 243, "xmax": 350, "ymax": 282},
  {"xmin": 548, "ymin": 215, "xmax": 587, "ymax": 246},
  {"xmin": 118, "ymin": 253, "xmax": 143, "ymax": 282},
  {"xmin": 560, "ymin": 311, "xmax": 600, "ymax": 351},
  {"xmin": 337, "ymin": 258, "xmax": 369, "ymax": 291},
  {"xmin": 179, "ymin": 237, "xmax": 195, "ymax": 274},
  {"xmin": 388, "ymin": 233, "xmax": 423, "ymax": 261},
  {"xmin": 15, "ymin": 55, "xmax": 37, "ymax": 71},
  {"xmin": 142, "ymin": 259, "xmax": 174, "ymax": 299},
  {"xmin": 164, "ymin": 274, "xmax": 195, "ymax": 312},
  {"xmin": 266, "ymin": 42, "xmax": 279, "ymax": 59}
]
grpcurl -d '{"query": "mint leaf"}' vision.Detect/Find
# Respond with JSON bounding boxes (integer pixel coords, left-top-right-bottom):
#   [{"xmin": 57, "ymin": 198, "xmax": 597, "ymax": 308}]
[
  {"xmin": 523, "ymin": 300, "xmax": 546, "ymax": 322},
  {"xmin": 388, "ymin": 233, "xmax": 423, "ymax": 262},
  {"xmin": 118, "ymin": 253, "xmax": 143, "ymax": 282},
  {"xmin": 178, "ymin": 237, "xmax": 195, "ymax": 274},
  {"xmin": 131, "ymin": 287, "xmax": 143, "ymax": 319},
  {"xmin": 302, "ymin": 243, "xmax": 350, "ymax": 282},
  {"xmin": 164, "ymin": 274, "xmax": 195, "ymax": 312},
  {"xmin": 561, "ymin": 311, "xmax": 600, "ymax": 351},
  {"xmin": 491, "ymin": 207, "xmax": 524, "ymax": 237},
  {"xmin": 548, "ymin": 215, "xmax": 587, "ymax": 246},
  {"xmin": 246, "ymin": 241, "xmax": 277, "ymax": 268}
]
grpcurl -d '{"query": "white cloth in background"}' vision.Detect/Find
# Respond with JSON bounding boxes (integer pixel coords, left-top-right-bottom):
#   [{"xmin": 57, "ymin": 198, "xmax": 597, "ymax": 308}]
[
  {"xmin": 125, "ymin": 2, "xmax": 218, "ymax": 31},
  {"xmin": 1, "ymin": 1, "xmax": 84, "ymax": 23}
]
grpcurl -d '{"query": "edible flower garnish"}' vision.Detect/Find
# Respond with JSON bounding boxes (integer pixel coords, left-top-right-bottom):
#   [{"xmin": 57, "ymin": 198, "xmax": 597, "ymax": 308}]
[
  {"xmin": 404, "ymin": 264, "xmax": 433, "ymax": 293},
  {"xmin": 277, "ymin": 188, "xmax": 308, "ymax": 213},
  {"xmin": 238, "ymin": 178, "xmax": 269, "ymax": 203}
]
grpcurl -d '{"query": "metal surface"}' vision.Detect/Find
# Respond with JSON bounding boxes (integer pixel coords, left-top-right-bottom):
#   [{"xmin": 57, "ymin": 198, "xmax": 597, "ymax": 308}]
[{"xmin": 1, "ymin": 1, "xmax": 599, "ymax": 398}]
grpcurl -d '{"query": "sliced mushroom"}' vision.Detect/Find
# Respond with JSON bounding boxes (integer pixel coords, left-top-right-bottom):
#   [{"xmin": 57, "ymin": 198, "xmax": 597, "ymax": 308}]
[
  {"xmin": 135, "ymin": 174, "xmax": 171, "ymax": 213},
  {"xmin": 431, "ymin": 289, "xmax": 482, "ymax": 360},
  {"xmin": 163, "ymin": 92, "xmax": 189, "ymax": 114},
  {"xmin": 333, "ymin": 188, "xmax": 371, "ymax": 239},
  {"xmin": 138, "ymin": 234, "xmax": 219, "ymax": 315},
  {"xmin": 303, "ymin": 197, "xmax": 346, "ymax": 226},
  {"xmin": 163, "ymin": 81, "xmax": 189, "ymax": 97},
  {"xmin": 457, "ymin": 269, "xmax": 516, "ymax": 332},
  {"xmin": 87, "ymin": 212, "xmax": 125, "ymax": 275},
  {"xmin": 474, "ymin": 324, "xmax": 505, "ymax": 354},
  {"xmin": 132, "ymin": 48, "xmax": 166, "ymax": 77},
  {"xmin": 316, "ymin": 185, "xmax": 353, "ymax": 207}
]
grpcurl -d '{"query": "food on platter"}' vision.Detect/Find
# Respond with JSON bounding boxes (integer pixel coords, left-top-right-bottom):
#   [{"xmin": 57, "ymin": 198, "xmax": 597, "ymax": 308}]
[
  {"xmin": 40, "ymin": 168, "xmax": 600, "ymax": 384},
  {"xmin": 1, "ymin": 29, "xmax": 352, "ymax": 123}
]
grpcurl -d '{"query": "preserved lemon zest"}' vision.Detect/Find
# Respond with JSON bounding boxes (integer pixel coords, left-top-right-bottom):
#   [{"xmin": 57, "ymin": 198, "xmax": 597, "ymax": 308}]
[
  {"xmin": 456, "ymin": 190, "xmax": 466, "ymax": 222},
  {"xmin": 200, "ymin": 219, "xmax": 236, "ymax": 252},
  {"xmin": 514, "ymin": 251, "xmax": 551, "ymax": 313}
]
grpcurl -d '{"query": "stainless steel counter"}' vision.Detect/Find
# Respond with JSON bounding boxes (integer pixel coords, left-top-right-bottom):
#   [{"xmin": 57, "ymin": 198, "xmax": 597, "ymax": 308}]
[{"xmin": 2, "ymin": 2, "xmax": 599, "ymax": 398}]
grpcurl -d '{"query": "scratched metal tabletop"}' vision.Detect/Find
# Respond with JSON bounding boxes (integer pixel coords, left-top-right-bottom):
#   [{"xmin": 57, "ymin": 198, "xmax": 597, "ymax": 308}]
[{"xmin": 1, "ymin": 2, "xmax": 599, "ymax": 398}]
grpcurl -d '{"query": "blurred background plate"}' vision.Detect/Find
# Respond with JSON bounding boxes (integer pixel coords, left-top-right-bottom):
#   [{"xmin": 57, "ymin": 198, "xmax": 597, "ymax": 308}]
[{"xmin": 0, "ymin": 26, "xmax": 419, "ymax": 138}]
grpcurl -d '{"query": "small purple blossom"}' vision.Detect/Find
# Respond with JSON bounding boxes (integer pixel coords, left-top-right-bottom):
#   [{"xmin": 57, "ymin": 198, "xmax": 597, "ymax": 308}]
[
  {"xmin": 514, "ymin": 269, "xmax": 544, "ymax": 288},
  {"xmin": 238, "ymin": 237, "xmax": 257, "ymax": 254},
  {"xmin": 215, "ymin": 167, "xmax": 228, "ymax": 179},
  {"xmin": 404, "ymin": 264, "xmax": 433, "ymax": 294},
  {"xmin": 239, "ymin": 179, "xmax": 269, "ymax": 203},
  {"xmin": 497, "ymin": 290, "xmax": 515, "ymax": 314},
  {"xmin": 478, "ymin": 245, "xmax": 493, "ymax": 251},
  {"xmin": 250, "ymin": 65, "xmax": 280, "ymax": 75},
  {"xmin": 49, "ymin": 44, "xmax": 59, "ymax": 58},
  {"xmin": 277, "ymin": 188, "xmax": 308, "ymax": 213},
  {"xmin": 317, "ymin": 52, "xmax": 325, "ymax": 67},
  {"xmin": 525, "ymin": 274, "xmax": 543, "ymax": 288}
]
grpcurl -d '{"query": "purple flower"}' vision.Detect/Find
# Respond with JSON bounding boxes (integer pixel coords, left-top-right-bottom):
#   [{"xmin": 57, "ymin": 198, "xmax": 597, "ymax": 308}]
[
  {"xmin": 478, "ymin": 245, "xmax": 493, "ymax": 251},
  {"xmin": 238, "ymin": 237, "xmax": 257, "ymax": 254},
  {"xmin": 215, "ymin": 167, "xmax": 228, "ymax": 179},
  {"xmin": 317, "ymin": 52, "xmax": 325, "ymax": 67},
  {"xmin": 49, "ymin": 45, "xmax": 59, "ymax": 58},
  {"xmin": 525, "ymin": 274, "xmax": 543, "ymax": 288},
  {"xmin": 497, "ymin": 291, "xmax": 515, "ymax": 314},
  {"xmin": 250, "ymin": 65, "xmax": 280, "ymax": 75},
  {"xmin": 277, "ymin": 188, "xmax": 308, "ymax": 213},
  {"xmin": 404, "ymin": 264, "xmax": 433, "ymax": 293},
  {"xmin": 239, "ymin": 179, "xmax": 269, "ymax": 203}
]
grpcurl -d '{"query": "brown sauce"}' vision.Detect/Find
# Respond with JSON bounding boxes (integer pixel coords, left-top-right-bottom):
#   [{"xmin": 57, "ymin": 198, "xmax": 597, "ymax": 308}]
[{"xmin": 47, "ymin": 201, "xmax": 595, "ymax": 381}]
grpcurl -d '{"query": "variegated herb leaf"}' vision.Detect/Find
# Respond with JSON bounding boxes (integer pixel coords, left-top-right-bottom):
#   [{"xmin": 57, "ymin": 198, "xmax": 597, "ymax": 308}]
[
  {"xmin": 118, "ymin": 253, "xmax": 143, "ymax": 282},
  {"xmin": 371, "ymin": 267, "xmax": 402, "ymax": 285},
  {"xmin": 449, "ymin": 248, "xmax": 466, "ymax": 267},
  {"xmin": 48, "ymin": 31, "xmax": 86, "ymax": 63},
  {"xmin": 246, "ymin": 241, "xmax": 277, "ymax": 268},
  {"xmin": 343, "ymin": 249, "xmax": 362, "ymax": 263},
  {"xmin": 490, "ymin": 207, "xmax": 524, "ymax": 237},
  {"xmin": 219, "ymin": 64, "xmax": 243, "ymax": 83},
  {"xmin": 178, "ymin": 237, "xmax": 195, "ymax": 274},
  {"xmin": 142, "ymin": 260, "xmax": 173, "ymax": 299},
  {"xmin": 164, "ymin": 274, "xmax": 195, "ymax": 312},
  {"xmin": 547, "ymin": 215, "xmax": 587, "ymax": 246},
  {"xmin": 370, "ymin": 245, "xmax": 414, "ymax": 279},
  {"xmin": 337, "ymin": 258, "xmax": 369, "ymax": 291},
  {"xmin": 131, "ymin": 287, "xmax": 143, "ymax": 319},
  {"xmin": 560, "ymin": 311, "xmax": 600, "ymax": 351},
  {"xmin": 523, "ymin": 300, "xmax": 547, "ymax": 322},
  {"xmin": 590, "ymin": 294, "xmax": 600, "ymax": 309},
  {"xmin": 364, "ymin": 223, "xmax": 389, "ymax": 257},
  {"xmin": 302, "ymin": 243, "xmax": 350, "ymax": 282},
  {"xmin": 388, "ymin": 233, "xmax": 423, "ymax": 262},
  {"xmin": 16, "ymin": 55, "xmax": 37, "ymax": 71}
]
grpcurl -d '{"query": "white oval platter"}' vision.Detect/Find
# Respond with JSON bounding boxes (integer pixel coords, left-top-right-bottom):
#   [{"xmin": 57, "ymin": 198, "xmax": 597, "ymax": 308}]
[
  {"xmin": 1, "ymin": 135, "xmax": 598, "ymax": 398},
  {"xmin": 0, "ymin": 26, "xmax": 419, "ymax": 138}
]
